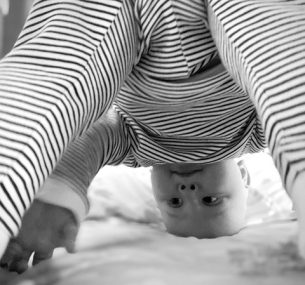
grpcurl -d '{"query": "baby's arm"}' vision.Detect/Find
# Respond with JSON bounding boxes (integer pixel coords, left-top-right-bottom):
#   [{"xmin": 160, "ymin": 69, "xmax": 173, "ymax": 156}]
[
  {"xmin": 0, "ymin": 108, "xmax": 130, "ymax": 272},
  {"xmin": 36, "ymin": 108, "xmax": 131, "ymax": 222},
  {"xmin": 0, "ymin": 0, "xmax": 138, "ymax": 250}
]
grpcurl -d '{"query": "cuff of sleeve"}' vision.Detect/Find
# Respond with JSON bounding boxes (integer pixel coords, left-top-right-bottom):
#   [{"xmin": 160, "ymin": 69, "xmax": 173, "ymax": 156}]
[{"xmin": 35, "ymin": 178, "xmax": 88, "ymax": 225}]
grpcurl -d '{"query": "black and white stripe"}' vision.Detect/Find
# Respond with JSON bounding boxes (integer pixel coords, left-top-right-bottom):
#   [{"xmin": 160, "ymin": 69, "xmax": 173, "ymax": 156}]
[
  {"xmin": 0, "ymin": 0, "xmax": 138, "ymax": 236},
  {"xmin": 207, "ymin": 0, "xmax": 305, "ymax": 191}
]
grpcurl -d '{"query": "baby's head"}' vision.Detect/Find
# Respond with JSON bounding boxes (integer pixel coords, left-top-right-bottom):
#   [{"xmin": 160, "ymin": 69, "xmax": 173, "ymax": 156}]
[{"xmin": 151, "ymin": 159, "xmax": 249, "ymax": 238}]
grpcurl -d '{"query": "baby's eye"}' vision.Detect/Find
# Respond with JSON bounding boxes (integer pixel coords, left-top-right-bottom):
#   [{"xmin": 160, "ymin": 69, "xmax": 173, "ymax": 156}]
[
  {"xmin": 202, "ymin": 196, "xmax": 223, "ymax": 206},
  {"xmin": 167, "ymin": 197, "xmax": 183, "ymax": 208}
]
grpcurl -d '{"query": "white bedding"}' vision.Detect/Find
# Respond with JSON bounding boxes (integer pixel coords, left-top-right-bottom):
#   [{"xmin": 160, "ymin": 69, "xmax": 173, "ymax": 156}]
[
  {"xmin": 2, "ymin": 219, "xmax": 304, "ymax": 285},
  {"xmin": 1, "ymin": 153, "xmax": 303, "ymax": 285}
]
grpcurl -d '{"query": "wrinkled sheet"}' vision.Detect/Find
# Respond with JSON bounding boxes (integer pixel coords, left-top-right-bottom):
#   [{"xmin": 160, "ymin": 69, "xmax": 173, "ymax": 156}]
[
  {"xmin": 1, "ymin": 219, "xmax": 305, "ymax": 285},
  {"xmin": 1, "ymin": 153, "xmax": 304, "ymax": 285}
]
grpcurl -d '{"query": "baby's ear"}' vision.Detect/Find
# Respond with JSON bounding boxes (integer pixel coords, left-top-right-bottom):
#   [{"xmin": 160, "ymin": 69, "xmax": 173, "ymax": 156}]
[{"xmin": 237, "ymin": 159, "xmax": 251, "ymax": 187}]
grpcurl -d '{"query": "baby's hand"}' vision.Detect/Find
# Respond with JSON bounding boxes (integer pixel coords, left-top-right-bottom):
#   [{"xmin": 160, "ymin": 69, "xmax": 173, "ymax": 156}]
[{"xmin": 0, "ymin": 200, "xmax": 79, "ymax": 273}]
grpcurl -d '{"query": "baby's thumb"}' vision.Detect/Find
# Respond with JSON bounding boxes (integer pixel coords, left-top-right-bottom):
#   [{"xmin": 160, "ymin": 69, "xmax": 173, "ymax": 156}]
[{"xmin": 63, "ymin": 223, "xmax": 78, "ymax": 254}]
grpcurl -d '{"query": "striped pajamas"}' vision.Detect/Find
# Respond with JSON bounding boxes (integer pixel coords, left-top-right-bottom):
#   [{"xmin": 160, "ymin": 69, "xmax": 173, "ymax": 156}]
[
  {"xmin": 0, "ymin": 0, "xmax": 304, "ymax": 243},
  {"xmin": 207, "ymin": 0, "xmax": 305, "ymax": 193}
]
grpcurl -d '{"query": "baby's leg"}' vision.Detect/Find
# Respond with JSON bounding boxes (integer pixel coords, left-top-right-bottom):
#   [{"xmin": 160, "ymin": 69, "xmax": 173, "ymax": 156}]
[
  {"xmin": 207, "ymin": 0, "xmax": 305, "ymax": 254},
  {"xmin": 0, "ymin": 0, "xmax": 138, "ymax": 250},
  {"xmin": 208, "ymin": 0, "xmax": 305, "ymax": 195}
]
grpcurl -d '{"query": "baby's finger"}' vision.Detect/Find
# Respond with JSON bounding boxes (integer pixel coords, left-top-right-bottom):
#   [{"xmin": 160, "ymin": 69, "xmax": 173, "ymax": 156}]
[
  {"xmin": 0, "ymin": 240, "xmax": 23, "ymax": 269},
  {"xmin": 9, "ymin": 257, "xmax": 30, "ymax": 274},
  {"xmin": 9, "ymin": 248, "xmax": 32, "ymax": 274},
  {"xmin": 32, "ymin": 249, "xmax": 54, "ymax": 266},
  {"xmin": 62, "ymin": 224, "xmax": 78, "ymax": 254}
]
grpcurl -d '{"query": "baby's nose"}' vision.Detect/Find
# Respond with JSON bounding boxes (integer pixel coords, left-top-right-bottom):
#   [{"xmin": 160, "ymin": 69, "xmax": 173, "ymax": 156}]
[{"xmin": 178, "ymin": 183, "xmax": 199, "ymax": 192}]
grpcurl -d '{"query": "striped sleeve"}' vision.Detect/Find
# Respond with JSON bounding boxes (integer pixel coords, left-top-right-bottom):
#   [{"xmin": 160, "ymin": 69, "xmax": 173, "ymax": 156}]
[
  {"xmin": 207, "ymin": 0, "xmax": 305, "ymax": 193},
  {"xmin": 0, "ymin": 0, "xmax": 138, "ymax": 237},
  {"xmin": 36, "ymin": 107, "xmax": 131, "ymax": 223}
]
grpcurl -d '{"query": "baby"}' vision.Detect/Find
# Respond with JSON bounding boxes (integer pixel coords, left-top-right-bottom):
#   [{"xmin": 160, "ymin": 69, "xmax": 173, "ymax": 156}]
[{"xmin": 1, "ymin": 0, "xmax": 305, "ymax": 275}]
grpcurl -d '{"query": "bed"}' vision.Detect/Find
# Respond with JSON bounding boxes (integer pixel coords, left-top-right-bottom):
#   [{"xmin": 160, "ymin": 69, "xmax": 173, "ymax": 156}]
[{"xmin": 1, "ymin": 153, "xmax": 305, "ymax": 285}]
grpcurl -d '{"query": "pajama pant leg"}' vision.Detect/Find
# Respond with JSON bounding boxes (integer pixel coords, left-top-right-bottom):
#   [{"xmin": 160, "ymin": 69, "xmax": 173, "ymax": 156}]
[
  {"xmin": 0, "ymin": 0, "xmax": 138, "ymax": 238},
  {"xmin": 207, "ymin": 0, "xmax": 305, "ymax": 193}
]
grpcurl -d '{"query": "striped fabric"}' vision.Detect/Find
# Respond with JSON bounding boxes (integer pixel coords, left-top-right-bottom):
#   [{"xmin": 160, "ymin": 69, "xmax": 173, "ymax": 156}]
[
  {"xmin": 207, "ymin": 0, "xmax": 305, "ymax": 193},
  {"xmin": 0, "ymin": 0, "xmax": 302, "ymax": 240},
  {"xmin": 0, "ymin": 0, "xmax": 138, "ymax": 236}
]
